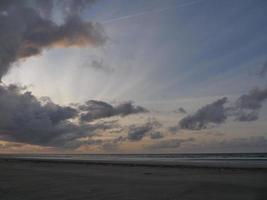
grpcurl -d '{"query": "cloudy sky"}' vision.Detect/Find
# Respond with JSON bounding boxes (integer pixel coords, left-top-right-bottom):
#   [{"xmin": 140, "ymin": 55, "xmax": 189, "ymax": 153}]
[{"xmin": 0, "ymin": 0, "xmax": 267, "ymax": 153}]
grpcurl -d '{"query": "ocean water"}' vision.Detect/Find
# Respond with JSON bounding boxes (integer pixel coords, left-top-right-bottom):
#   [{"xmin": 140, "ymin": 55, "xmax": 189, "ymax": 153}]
[
  {"xmin": 7, "ymin": 152, "xmax": 267, "ymax": 159},
  {"xmin": 2, "ymin": 153, "xmax": 267, "ymax": 168}
]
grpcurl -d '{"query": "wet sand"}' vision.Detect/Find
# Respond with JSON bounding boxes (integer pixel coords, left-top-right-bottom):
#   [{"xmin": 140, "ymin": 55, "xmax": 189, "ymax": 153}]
[{"xmin": 0, "ymin": 158, "xmax": 267, "ymax": 200}]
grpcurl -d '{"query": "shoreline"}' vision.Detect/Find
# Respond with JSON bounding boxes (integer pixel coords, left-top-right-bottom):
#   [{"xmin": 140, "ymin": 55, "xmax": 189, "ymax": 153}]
[{"xmin": 1, "ymin": 156, "xmax": 267, "ymax": 170}]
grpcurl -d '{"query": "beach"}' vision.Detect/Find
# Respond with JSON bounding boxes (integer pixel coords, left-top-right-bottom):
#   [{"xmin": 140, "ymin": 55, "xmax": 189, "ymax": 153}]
[{"xmin": 0, "ymin": 158, "xmax": 267, "ymax": 200}]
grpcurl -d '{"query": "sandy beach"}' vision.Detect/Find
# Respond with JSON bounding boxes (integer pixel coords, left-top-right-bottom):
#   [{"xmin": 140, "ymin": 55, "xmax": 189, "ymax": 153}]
[{"xmin": 0, "ymin": 158, "xmax": 266, "ymax": 200}]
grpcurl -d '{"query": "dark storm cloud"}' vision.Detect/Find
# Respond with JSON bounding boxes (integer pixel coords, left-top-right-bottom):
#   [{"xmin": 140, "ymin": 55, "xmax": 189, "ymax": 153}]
[
  {"xmin": 146, "ymin": 138, "xmax": 194, "ymax": 149},
  {"xmin": 79, "ymin": 100, "xmax": 147, "ymax": 122},
  {"xmin": 41, "ymin": 97, "xmax": 78, "ymax": 124},
  {"xmin": 0, "ymin": 84, "xmax": 116, "ymax": 148},
  {"xmin": 179, "ymin": 97, "xmax": 228, "ymax": 130},
  {"xmin": 0, "ymin": 84, "xmax": 75, "ymax": 146},
  {"xmin": 0, "ymin": 0, "xmax": 106, "ymax": 80}
]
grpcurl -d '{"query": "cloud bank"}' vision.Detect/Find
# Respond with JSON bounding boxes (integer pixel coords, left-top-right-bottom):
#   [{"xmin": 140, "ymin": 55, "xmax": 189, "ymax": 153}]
[
  {"xmin": 179, "ymin": 97, "xmax": 228, "ymax": 130},
  {"xmin": 232, "ymin": 87, "xmax": 267, "ymax": 121},
  {"xmin": 127, "ymin": 124, "xmax": 153, "ymax": 141},
  {"xmin": 0, "ymin": 84, "xmax": 147, "ymax": 148},
  {"xmin": 0, "ymin": 84, "xmax": 84, "ymax": 147},
  {"xmin": 79, "ymin": 100, "xmax": 147, "ymax": 122},
  {"xmin": 179, "ymin": 87, "xmax": 267, "ymax": 130}
]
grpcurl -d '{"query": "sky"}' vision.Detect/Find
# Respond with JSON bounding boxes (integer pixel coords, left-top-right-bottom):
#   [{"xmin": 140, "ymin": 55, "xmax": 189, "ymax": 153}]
[{"xmin": 0, "ymin": 0, "xmax": 267, "ymax": 153}]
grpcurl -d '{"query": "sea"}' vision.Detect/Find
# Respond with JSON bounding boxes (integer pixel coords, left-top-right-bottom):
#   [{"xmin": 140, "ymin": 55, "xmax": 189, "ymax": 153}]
[{"xmin": 2, "ymin": 153, "xmax": 267, "ymax": 168}]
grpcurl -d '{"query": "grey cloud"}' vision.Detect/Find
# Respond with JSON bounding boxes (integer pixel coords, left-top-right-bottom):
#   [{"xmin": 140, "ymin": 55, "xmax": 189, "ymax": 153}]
[
  {"xmin": 59, "ymin": 0, "xmax": 96, "ymax": 17},
  {"xmin": 0, "ymin": 0, "xmax": 23, "ymax": 9},
  {"xmin": 91, "ymin": 60, "xmax": 105, "ymax": 69},
  {"xmin": 174, "ymin": 107, "xmax": 187, "ymax": 114},
  {"xmin": 0, "ymin": 84, "xmax": 116, "ymax": 148},
  {"xmin": 115, "ymin": 102, "xmax": 148, "ymax": 116},
  {"xmin": 179, "ymin": 97, "xmax": 228, "ymax": 130},
  {"xmin": 17, "ymin": 0, "xmax": 96, "ymax": 18},
  {"xmin": 79, "ymin": 100, "xmax": 113, "ymax": 121},
  {"xmin": 99, "ymin": 120, "xmax": 162, "ymax": 149},
  {"xmin": 35, "ymin": 0, "xmax": 54, "ymax": 18},
  {"xmin": 101, "ymin": 136, "xmax": 126, "ymax": 150},
  {"xmin": 127, "ymin": 120, "xmax": 162, "ymax": 141},
  {"xmin": 145, "ymin": 118, "xmax": 162, "ymax": 129},
  {"xmin": 127, "ymin": 125, "xmax": 152, "ymax": 141},
  {"xmin": 234, "ymin": 111, "xmax": 258, "ymax": 122},
  {"xmin": 34, "ymin": 0, "xmax": 96, "ymax": 18},
  {"xmin": 113, "ymin": 136, "xmax": 127, "ymax": 143},
  {"xmin": 89, "ymin": 60, "xmax": 114, "ymax": 73},
  {"xmin": 0, "ymin": 0, "xmax": 106, "ymax": 80},
  {"xmin": 0, "ymin": 83, "xmax": 149, "ymax": 148},
  {"xmin": 147, "ymin": 138, "xmax": 194, "ymax": 149},
  {"xmin": 93, "ymin": 120, "xmax": 120, "ymax": 131},
  {"xmin": 102, "ymin": 136, "xmax": 128, "ymax": 149},
  {"xmin": 235, "ymin": 88, "xmax": 267, "ymax": 110},
  {"xmin": 178, "ymin": 87, "xmax": 267, "ymax": 130},
  {"xmin": 42, "ymin": 99, "xmax": 78, "ymax": 125},
  {"xmin": 81, "ymin": 58, "xmax": 114, "ymax": 74},
  {"xmin": 149, "ymin": 131, "xmax": 164, "ymax": 139},
  {"xmin": 259, "ymin": 60, "xmax": 267, "ymax": 78},
  {"xmin": 231, "ymin": 87, "xmax": 267, "ymax": 122},
  {"xmin": 80, "ymin": 100, "xmax": 147, "ymax": 122},
  {"xmin": 53, "ymin": 121, "xmax": 117, "ymax": 148},
  {"xmin": 0, "ymin": 84, "xmax": 71, "ymax": 146}
]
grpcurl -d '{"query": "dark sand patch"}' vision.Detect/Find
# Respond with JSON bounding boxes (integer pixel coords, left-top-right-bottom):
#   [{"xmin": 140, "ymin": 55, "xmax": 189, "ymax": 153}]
[{"xmin": 0, "ymin": 159, "xmax": 266, "ymax": 200}]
